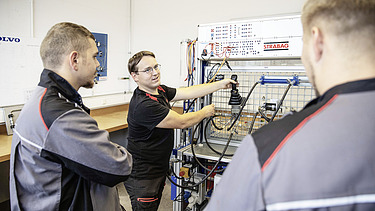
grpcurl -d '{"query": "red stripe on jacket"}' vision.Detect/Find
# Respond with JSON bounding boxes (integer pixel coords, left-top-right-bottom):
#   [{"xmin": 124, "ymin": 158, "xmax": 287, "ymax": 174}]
[{"xmin": 261, "ymin": 94, "xmax": 338, "ymax": 172}]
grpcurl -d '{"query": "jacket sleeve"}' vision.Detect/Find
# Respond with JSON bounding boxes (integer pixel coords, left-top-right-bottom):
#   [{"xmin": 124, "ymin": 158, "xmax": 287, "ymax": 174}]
[
  {"xmin": 42, "ymin": 108, "xmax": 132, "ymax": 187},
  {"xmin": 204, "ymin": 135, "xmax": 265, "ymax": 211}
]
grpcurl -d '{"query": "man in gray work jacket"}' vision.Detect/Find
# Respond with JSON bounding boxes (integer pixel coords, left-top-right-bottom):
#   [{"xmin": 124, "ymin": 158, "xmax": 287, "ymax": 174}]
[
  {"xmin": 205, "ymin": 0, "xmax": 375, "ymax": 210},
  {"xmin": 10, "ymin": 22, "xmax": 132, "ymax": 210}
]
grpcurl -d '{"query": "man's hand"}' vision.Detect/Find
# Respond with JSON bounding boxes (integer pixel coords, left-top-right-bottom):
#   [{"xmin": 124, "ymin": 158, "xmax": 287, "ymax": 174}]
[
  {"xmin": 202, "ymin": 104, "xmax": 215, "ymax": 118},
  {"xmin": 219, "ymin": 78, "xmax": 238, "ymax": 89}
]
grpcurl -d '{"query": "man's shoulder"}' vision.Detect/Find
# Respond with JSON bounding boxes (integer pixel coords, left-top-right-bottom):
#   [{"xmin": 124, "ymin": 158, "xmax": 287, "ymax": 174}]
[
  {"xmin": 40, "ymin": 87, "xmax": 82, "ymax": 128},
  {"xmin": 129, "ymin": 91, "xmax": 158, "ymax": 106},
  {"xmin": 160, "ymin": 85, "xmax": 176, "ymax": 93}
]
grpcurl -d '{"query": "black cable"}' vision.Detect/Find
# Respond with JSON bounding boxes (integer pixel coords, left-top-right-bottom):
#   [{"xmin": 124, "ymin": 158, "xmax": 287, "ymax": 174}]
[
  {"xmin": 204, "ymin": 116, "xmax": 234, "ymax": 156},
  {"xmin": 185, "ymin": 62, "xmax": 224, "ymax": 114},
  {"xmin": 225, "ymin": 60, "xmax": 232, "ymax": 71},
  {"xmin": 191, "ymin": 121, "xmax": 202, "ymax": 144},
  {"xmin": 248, "ymin": 111, "xmax": 259, "ymax": 134},
  {"xmin": 191, "ymin": 136, "xmax": 226, "ymax": 173},
  {"xmin": 210, "ymin": 115, "xmax": 224, "ymax": 130},
  {"xmin": 167, "ymin": 132, "xmax": 233, "ymax": 190},
  {"xmin": 206, "ymin": 63, "xmax": 221, "ymax": 82},
  {"xmin": 167, "ymin": 117, "xmax": 224, "ymax": 190},
  {"xmin": 257, "ymin": 82, "xmax": 294, "ymax": 123},
  {"xmin": 189, "ymin": 118, "xmax": 225, "ymax": 172},
  {"xmin": 173, "ymin": 190, "xmax": 185, "ymax": 202},
  {"xmin": 269, "ymin": 83, "xmax": 292, "ymax": 122},
  {"xmin": 168, "ymin": 78, "xmax": 294, "ymax": 191},
  {"xmin": 258, "ymin": 106, "xmax": 270, "ymax": 122},
  {"xmin": 184, "ymin": 98, "xmax": 197, "ymax": 113},
  {"xmin": 169, "ymin": 162, "xmax": 184, "ymax": 180},
  {"xmin": 227, "ymin": 82, "xmax": 259, "ymax": 131}
]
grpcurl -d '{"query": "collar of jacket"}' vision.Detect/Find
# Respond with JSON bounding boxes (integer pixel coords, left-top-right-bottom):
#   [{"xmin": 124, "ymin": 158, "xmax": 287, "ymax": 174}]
[
  {"xmin": 38, "ymin": 69, "xmax": 90, "ymax": 114},
  {"xmin": 304, "ymin": 77, "xmax": 375, "ymax": 109}
]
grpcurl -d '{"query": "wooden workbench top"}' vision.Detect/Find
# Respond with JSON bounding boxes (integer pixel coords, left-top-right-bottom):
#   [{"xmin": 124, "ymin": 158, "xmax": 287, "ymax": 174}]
[
  {"xmin": 90, "ymin": 104, "xmax": 129, "ymax": 133},
  {"xmin": 0, "ymin": 134, "xmax": 12, "ymax": 163}
]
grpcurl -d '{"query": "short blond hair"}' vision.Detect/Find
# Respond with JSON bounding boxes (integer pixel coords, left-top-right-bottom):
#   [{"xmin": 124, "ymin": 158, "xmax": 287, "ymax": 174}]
[
  {"xmin": 301, "ymin": 0, "xmax": 375, "ymax": 41},
  {"xmin": 40, "ymin": 22, "xmax": 95, "ymax": 69}
]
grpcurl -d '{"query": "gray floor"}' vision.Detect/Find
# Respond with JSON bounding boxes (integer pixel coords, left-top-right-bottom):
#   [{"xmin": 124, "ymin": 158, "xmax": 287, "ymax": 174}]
[{"xmin": 118, "ymin": 180, "xmax": 173, "ymax": 211}]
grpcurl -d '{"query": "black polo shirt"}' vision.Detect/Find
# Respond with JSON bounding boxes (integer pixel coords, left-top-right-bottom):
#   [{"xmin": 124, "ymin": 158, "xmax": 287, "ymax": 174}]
[{"xmin": 127, "ymin": 85, "xmax": 177, "ymax": 179}]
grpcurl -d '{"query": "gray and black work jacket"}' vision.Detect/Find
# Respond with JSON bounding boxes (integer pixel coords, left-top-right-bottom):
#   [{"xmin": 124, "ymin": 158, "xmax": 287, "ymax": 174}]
[
  {"xmin": 206, "ymin": 78, "xmax": 375, "ymax": 211},
  {"xmin": 10, "ymin": 69, "xmax": 132, "ymax": 211}
]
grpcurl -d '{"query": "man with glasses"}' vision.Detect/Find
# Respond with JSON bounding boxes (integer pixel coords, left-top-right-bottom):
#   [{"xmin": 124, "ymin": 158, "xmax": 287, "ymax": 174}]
[{"xmin": 125, "ymin": 50, "xmax": 235, "ymax": 210}]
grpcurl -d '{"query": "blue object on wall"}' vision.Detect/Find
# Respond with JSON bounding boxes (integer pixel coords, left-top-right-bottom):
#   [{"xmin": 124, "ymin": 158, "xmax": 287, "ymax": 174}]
[{"xmin": 92, "ymin": 32, "xmax": 108, "ymax": 81}]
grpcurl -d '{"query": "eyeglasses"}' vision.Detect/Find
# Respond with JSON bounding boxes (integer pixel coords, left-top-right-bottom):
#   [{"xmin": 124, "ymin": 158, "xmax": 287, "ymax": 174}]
[{"xmin": 136, "ymin": 64, "xmax": 161, "ymax": 75}]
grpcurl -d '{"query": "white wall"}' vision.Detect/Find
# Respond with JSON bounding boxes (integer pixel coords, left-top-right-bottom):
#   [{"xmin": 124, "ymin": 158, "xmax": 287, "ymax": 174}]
[
  {"xmin": 0, "ymin": 0, "xmax": 306, "ymax": 123},
  {"xmin": 33, "ymin": 0, "xmax": 132, "ymax": 97},
  {"xmin": 130, "ymin": 0, "xmax": 306, "ymax": 89},
  {"xmin": 0, "ymin": 0, "xmax": 132, "ymax": 107}
]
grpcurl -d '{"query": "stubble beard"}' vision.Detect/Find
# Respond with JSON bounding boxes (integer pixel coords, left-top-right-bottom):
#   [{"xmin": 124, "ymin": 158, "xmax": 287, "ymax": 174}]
[
  {"xmin": 306, "ymin": 63, "xmax": 320, "ymax": 97},
  {"xmin": 83, "ymin": 80, "xmax": 95, "ymax": 89}
]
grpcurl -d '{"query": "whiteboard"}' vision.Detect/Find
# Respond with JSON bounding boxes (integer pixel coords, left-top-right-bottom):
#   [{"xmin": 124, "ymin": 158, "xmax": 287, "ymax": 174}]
[{"xmin": 0, "ymin": 36, "xmax": 43, "ymax": 106}]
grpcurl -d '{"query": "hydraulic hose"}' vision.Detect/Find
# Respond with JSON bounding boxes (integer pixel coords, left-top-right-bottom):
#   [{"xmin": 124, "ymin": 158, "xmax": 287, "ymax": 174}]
[
  {"xmin": 269, "ymin": 83, "xmax": 292, "ymax": 122},
  {"xmin": 190, "ymin": 134, "xmax": 226, "ymax": 173},
  {"xmin": 190, "ymin": 118, "xmax": 227, "ymax": 172},
  {"xmin": 258, "ymin": 106, "xmax": 271, "ymax": 122},
  {"xmin": 204, "ymin": 116, "xmax": 234, "ymax": 156},
  {"xmin": 169, "ymin": 162, "xmax": 185, "ymax": 180},
  {"xmin": 248, "ymin": 111, "xmax": 259, "ymax": 134},
  {"xmin": 167, "ymin": 132, "xmax": 233, "ymax": 190},
  {"xmin": 257, "ymin": 82, "xmax": 293, "ymax": 123},
  {"xmin": 184, "ymin": 98, "xmax": 197, "ymax": 114}
]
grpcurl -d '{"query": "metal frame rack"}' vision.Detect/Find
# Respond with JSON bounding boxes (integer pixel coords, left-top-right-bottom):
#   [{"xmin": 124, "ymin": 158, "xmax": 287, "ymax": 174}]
[
  {"xmin": 205, "ymin": 64, "xmax": 314, "ymax": 144},
  {"xmin": 171, "ymin": 15, "xmax": 316, "ymax": 211},
  {"xmin": 172, "ymin": 62, "xmax": 315, "ymax": 211}
]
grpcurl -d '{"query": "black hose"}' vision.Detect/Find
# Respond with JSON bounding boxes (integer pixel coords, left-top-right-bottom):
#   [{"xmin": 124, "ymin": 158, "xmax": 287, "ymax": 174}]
[
  {"xmin": 248, "ymin": 112, "xmax": 259, "ymax": 134},
  {"xmin": 167, "ymin": 116, "xmax": 225, "ymax": 190},
  {"xmin": 184, "ymin": 98, "xmax": 197, "ymax": 114},
  {"xmin": 169, "ymin": 162, "xmax": 185, "ymax": 180},
  {"xmin": 190, "ymin": 136, "xmax": 226, "ymax": 173},
  {"xmin": 257, "ymin": 83, "xmax": 293, "ymax": 123},
  {"xmin": 269, "ymin": 83, "xmax": 292, "ymax": 122},
  {"xmin": 189, "ymin": 118, "xmax": 226, "ymax": 172},
  {"xmin": 204, "ymin": 116, "xmax": 234, "ymax": 156},
  {"xmin": 167, "ymin": 132, "xmax": 233, "ymax": 190},
  {"xmin": 258, "ymin": 106, "xmax": 270, "ymax": 122},
  {"xmin": 210, "ymin": 115, "xmax": 224, "ymax": 130}
]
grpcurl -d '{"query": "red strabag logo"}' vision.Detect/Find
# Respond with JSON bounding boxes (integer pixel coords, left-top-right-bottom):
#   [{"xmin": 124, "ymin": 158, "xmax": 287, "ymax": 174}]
[{"xmin": 264, "ymin": 41, "xmax": 289, "ymax": 51}]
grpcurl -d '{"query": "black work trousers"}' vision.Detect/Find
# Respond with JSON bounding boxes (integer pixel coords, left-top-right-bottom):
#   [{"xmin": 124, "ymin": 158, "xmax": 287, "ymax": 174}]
[{"xmin": 124, "ymin": 175, "xmax": 166, "ymax": 211}]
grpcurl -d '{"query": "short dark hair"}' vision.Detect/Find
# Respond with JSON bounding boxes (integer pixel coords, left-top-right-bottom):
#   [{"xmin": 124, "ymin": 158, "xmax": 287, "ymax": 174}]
[{"xmin": 128, "ymin": 51, "xmax": 155, "ymax": 74}]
